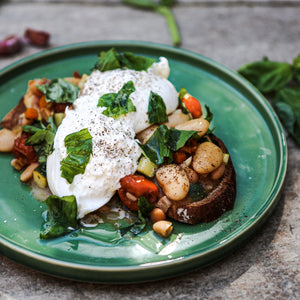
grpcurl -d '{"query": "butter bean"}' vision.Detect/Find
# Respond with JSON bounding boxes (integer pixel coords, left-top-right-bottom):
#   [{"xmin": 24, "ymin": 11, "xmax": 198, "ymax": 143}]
[
  {"xmin": 0, "ymin": 128, "xmax": 17, "ymax": 152},
  {"xmin": 211, "ymin": 162, "xmax": 226, "ymax": 180},
  {"xmin": 192, "ymin": 142, "xmax": 223, "ymax": 174},
  {"xmin": 156, "ymin": 164, "xmax": 190, "ymax": 201},
  {"xmin": 175, "ymin": 118, "xmax": 209, "ymax": 138}
]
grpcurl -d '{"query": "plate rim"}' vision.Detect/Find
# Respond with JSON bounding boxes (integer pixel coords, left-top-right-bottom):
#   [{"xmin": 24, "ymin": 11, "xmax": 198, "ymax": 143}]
[{"xmin": 0, "ymin": 40, "xmax": 288, "ymax": 283}]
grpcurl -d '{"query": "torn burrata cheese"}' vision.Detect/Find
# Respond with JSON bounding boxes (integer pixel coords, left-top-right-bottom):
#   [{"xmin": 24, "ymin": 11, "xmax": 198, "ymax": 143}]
[{"xmin": 46, "ymin": 57, "xmax": 178, "ymax": 218}]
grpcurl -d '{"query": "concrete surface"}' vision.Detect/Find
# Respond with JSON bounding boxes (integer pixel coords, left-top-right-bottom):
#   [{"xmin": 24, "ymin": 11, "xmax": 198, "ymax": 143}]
[{"xmin": 0, "ymin": 1, "xmax": 299, "ymax": 299}]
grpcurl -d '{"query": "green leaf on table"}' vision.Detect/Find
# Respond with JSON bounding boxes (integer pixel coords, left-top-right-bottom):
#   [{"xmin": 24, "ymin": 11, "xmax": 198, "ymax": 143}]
[
  {"xmin": 60, "ymin": 128, "xmax": 93, "ymax": 183},
  {"xmin": 94, "ymin": 48, "xmax": 156, "ymax": 72},
  {"xmin": 238, "ymin": 58, "xmax": 293, "ymax": 93},
  {"xmin": 40, "ymin": 195, "xmax": 78, "ymax": 239},
  {"xmin": 292, "ymin": 53, "xmax": 300, "ymax": 83},
  {"xmin": 97, "ymin": 80, "xmax": 136, "ymax": 118},
  {"xmin": 148, "ymin": 91, "xmax": 168, "ymax": 124},
  {"xmin": 274, "ymin": 87, "xmax": 300, "ymax": 145},
  {"xmin": 36, "ymin": 78, "xmax": 80, "ymax": 103}
]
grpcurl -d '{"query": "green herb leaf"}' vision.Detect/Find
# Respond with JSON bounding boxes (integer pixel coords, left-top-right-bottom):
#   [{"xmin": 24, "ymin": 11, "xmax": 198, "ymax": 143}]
[
  {"xmin": 119, "ymin": 196, "xmax": 153, "ymax": 237},
  {"xmin": 188, "ymin": 182, "xmax": 206, "ymax": 202},
  {"xmin": 139, "ymin": 125, "xmax": 197, "ymax": 165},
  {"xmin": 178, "ymin": 87, "xmax": 190, "ymax": 115},
  {"xmin": 94, "ymin": 48, "xmax": 156, "ymax": 72},
  {"xmin": 138, "ymin": 196, "xmax": 154, "ymax": 221},
  {"xmin": 168, "ymin": 127, "xmax": 198, "ymax": 151},
  {"xmin": 24, "ymin": 124, "xmax": 55, "ymax": 176},
  {"xmin": 274, "ymin": 87, "xmax": 300, "ymax": 145},
  {"xmin": 238, "ymin": 59, "xmax": 293, "ymax": 93},
  {"xmin": 148, "ymin": 91, "xmax": 168, "ymax": 124},
  {"xmin": 139, "ymin": 125, "xmax": 172, "ymax": 165},
  {"xmin": 40, "ymin": 195, "xmax": 78, "ymax": 239},
  {"xmin": 98, "ymin": 80, "xmax": 137, "ymax": 118},
  {"xmin": 60, "ymin": 128, "xmax": 93, "ymax": 183},
  {"xmin": 36, "ymin": 78, "xmax": 80, "ymax": 103},
  {"xmin": 204, "ymin": 104, "xmax": 213, "ymax": 123}
]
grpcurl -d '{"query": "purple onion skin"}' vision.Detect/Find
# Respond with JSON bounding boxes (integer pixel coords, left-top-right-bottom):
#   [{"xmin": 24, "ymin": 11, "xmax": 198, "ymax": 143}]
[{"xmin": 0, "ymin": 35, "xmax": 23, "ymax": 56}]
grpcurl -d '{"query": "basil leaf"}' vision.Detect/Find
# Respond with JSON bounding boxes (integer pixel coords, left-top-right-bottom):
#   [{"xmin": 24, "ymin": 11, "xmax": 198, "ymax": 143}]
[
  {"xmin": 204, "ymin": 104, "xmax": 213, "ymax": 123},
  {"xmin": 24, "ymin": 124, "xmax": 55, "ymax": 176},
  {"xmin": 40, "ymin": 195, "xmax": 78, "ymax": 239},
  {"xmin": 139, "ymin": 125, "xmax": 172, "ymax": 165},
  {"xmin": 168, "ymin": 128, "xmax": 198, "ymax": 151},
  {"xmin": 60, "ymin": 128, "xmax": 93, "ymax": 183},
  {"xmin": 148, "ymin": 91, "xmax": 168, "ymax": 124},
  {"xmin": 138, "ymin": 196, "xmax": 154, "ymax": 220},
  {"xmin": 98, "ymin": 80, "xmax": 136, "ymax": 118},
  {"xmin": 139, "ymin": 125, "xmax": 197, "ymax": 165},
  {"xmin": 36, "ymin": 78, "xmax": 80, "ymax": 103},
  {"xmin": 94, "ymin": 48, "xmax": 122, "ymax": 72},
  {"xmin": 94, "ymin": 48, "xmax": 156, "ymax": 72},
  {"xmin": 274, "ymin": 87, "xmax": 300, "ymax": 145},
  {"xmin": 238, "ymin": 59, "xmax": 293, "ymax": 93}
]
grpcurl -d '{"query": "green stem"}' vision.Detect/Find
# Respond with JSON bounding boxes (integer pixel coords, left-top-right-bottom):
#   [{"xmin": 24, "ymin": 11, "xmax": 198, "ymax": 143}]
[{"xmin": 156, "ymin": 6, "xmax": 181, "ymax": 46}]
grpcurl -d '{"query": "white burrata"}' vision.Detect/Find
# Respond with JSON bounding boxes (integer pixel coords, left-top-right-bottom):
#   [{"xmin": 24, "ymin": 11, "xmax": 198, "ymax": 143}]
[{"xmin": 47, "ymin": 57, "xmax": 178, "ymax": 218}]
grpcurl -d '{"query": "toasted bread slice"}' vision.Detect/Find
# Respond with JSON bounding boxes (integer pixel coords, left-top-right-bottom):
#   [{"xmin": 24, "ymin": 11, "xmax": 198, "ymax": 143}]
[{"xmin": 166, "ymin": 134, "xmax": 236, "ymax": 224}]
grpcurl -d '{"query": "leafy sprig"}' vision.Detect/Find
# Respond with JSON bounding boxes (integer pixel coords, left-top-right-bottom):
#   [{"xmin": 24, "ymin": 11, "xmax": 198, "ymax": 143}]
[
  {"xmin": 238, "ymin": 54, "xmax": 300, "ymax": 146},
  {"xmin": 122, "ymin": 0, "xmax": 181, "ymax": 46}
]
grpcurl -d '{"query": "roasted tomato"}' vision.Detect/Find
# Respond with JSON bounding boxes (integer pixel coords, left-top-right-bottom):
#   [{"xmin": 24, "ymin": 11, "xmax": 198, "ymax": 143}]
[
  {"xmin": 52, "ymin": 102, "xmax": 72, "ymax": 113},
  {"xmin": 12, "ymin": 132, "xmax": 38, "ymax": 165},
  {"xmin": 118, "ymin": 175, "xmax": 159, "ymax": 211}
]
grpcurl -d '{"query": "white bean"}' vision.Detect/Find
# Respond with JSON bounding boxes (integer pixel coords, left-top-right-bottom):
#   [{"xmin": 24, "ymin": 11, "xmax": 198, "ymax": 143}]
[
  {"xmin": 164, "ymin": 109, "xmax": 190, "ymax": 128},
  {"xmin": 156, "ymin": 164, "xmax": 190, "ymax": 201},
  {"xmin": 175, "ymin": 118, "xmax": 209, "ymax": 138},
  {"xmin": 0, "ymin": 129, "xmax": 17, "ymax": 152},
  {"xmin": 192, "ymin": 142, "xmax": 223, "ymax": 174}
]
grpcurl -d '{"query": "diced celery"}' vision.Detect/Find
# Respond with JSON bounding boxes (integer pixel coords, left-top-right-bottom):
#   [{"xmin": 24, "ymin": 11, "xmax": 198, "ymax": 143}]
[
  {"xmin": 137, "ymin": 156, "xmax": 157, "ymax": 178},
  {"xmin": 223, "ymin": 153, "xmax": 230, "ymax": 165}
]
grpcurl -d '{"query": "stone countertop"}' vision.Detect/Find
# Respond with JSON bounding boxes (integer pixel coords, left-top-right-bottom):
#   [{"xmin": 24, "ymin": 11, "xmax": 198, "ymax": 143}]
[{"xmin": 0, "ymin": 1, "xmax": 299, "ymax": 299}]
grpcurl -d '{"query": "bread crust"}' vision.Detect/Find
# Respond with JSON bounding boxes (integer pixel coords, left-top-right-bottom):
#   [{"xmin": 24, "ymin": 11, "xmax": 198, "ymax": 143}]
[{"xmin": 166, "ymin": 134, "xmax": 236, "ymax": 224}]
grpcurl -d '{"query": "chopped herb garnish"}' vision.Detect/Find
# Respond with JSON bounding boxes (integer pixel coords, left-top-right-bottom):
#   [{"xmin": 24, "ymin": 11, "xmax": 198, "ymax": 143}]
[
  {"xmin": 94, "ymin": 48, "xmax": 156, "ymax": 72},
  {"xmin": 60, "ymin": 128, "xmax": 93, "ymax": 183},
  {"xmin": 97, "ymin": 80, "xmax": 137, "ymax": 118},
  {"xmin": 178, "ymin": 87, "xmax": 190, "ymax": 115},
  {"xmin": 119, "ymin": 196, "xmax": 154, "ymax": 237},
  {"xmin": 188, "ymin": 182, "xmax": 206, "ymax": 202},
  {"xmin": 36, "ymin": 78, "xmax": 80, "ymax": 103},
  {"xmin": 139, "ymin": 124, "xmax": 197, "ymax": 165},
  {"xmin": 148, "ymin": 91, "xmax": 168, "ymax": 124},
  {"xmin": 40, "ymin": 195, "xmax": 78, "ymax": 239},
  {"xmin": 23, "ymin": 123, "xmax": 55, "ymax": 176}
]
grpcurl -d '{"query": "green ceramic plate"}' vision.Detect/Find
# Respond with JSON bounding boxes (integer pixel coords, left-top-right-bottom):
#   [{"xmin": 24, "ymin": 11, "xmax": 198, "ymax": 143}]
[{"xmin": 0, "ymin": 41, "xmax": 287, "ymax": 283}]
